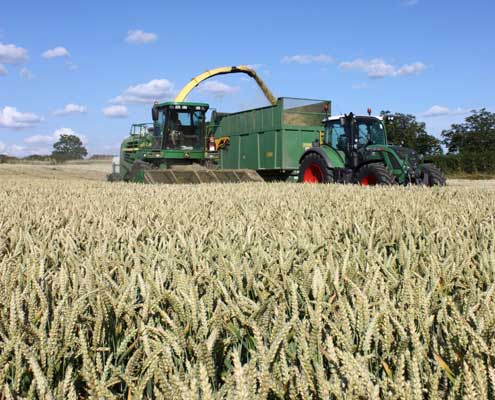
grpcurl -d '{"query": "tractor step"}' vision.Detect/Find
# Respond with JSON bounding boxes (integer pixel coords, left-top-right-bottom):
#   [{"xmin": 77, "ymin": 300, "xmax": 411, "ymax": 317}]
[{"xmin": 143, "ymin": 169, "xmax": 264, "ymax": 184}]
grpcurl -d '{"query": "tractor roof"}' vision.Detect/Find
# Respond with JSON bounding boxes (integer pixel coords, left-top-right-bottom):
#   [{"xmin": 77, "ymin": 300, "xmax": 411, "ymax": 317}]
[{"xmin": 324, "ymin": 115, "xmax": 384, "ymax": 122}]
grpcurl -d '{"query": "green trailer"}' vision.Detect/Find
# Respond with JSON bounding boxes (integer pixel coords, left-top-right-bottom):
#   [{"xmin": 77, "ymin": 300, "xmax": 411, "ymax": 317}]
[
  {"xmin": 212, "ymin": 99, "xmax": 446, "ymax": 186},
  {"xmin": 211, "ymin": 98, "xmax": 330, "ymax": 181}
]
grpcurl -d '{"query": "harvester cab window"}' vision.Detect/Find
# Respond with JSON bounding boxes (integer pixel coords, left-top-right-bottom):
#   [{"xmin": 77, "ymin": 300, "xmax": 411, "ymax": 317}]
[{"xmin": 165, "ymin": 108, "xmax": 205, "ymax": 151}]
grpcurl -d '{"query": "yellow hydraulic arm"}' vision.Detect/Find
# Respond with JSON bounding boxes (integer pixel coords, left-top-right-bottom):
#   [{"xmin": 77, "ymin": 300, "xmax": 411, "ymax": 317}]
[{"xmin": 174, "ymin": 65, "xmax": 277, "ymax": 105}]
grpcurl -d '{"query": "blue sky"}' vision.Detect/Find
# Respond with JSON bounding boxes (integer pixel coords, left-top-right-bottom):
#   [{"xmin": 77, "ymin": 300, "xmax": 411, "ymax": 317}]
[{"xmin": 0, "ymin": 0, "xmax": 493, "ymax": 156}]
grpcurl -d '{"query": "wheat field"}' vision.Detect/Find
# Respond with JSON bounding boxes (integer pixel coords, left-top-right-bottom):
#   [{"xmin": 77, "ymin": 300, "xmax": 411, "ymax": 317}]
[{"xmin": 0, "ymin": 173, "xmax": 494, "ymax": 399}]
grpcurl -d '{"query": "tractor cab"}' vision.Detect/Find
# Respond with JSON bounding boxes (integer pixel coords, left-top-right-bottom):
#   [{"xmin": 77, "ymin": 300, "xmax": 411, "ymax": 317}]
[
  {"xmin": 151, "ymin": 102, "xmax": 209, "ymax": 151},
  {"xmin": 324, "ymin": 114, "xmax": 387, "ymax": 159}
]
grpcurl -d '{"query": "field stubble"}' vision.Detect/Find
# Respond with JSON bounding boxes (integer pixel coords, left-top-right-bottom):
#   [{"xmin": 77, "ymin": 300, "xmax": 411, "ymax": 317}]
[{"xmin": 0, "ymin": 172, "xmax": 494, "ymax": 399}]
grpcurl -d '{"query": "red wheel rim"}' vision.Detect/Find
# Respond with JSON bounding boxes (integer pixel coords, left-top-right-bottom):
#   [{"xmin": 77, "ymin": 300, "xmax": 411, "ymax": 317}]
[
  {"xmin": 303, "ymin": 163, "xmax": 324, "ymax": 183},
  {"xmin": 360, "ymin": 175, "xmax": 377, "ymax": 186}
]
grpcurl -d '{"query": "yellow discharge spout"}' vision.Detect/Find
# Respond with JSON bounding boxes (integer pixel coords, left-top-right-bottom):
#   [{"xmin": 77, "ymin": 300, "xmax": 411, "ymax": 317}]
[{"xmin": 174, "ymin": 65, "xmax": 277, "ymax": 105}]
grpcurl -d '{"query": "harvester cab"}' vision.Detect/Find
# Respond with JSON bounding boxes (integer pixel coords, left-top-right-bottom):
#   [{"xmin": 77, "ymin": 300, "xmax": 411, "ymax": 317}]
[
  {"xmin": 298, "ymin": 112, "xmax": 446, "ymax": 185},
  {"xmin": 151, "ymin": 102, "xmax": 209, "ymax": 152}
]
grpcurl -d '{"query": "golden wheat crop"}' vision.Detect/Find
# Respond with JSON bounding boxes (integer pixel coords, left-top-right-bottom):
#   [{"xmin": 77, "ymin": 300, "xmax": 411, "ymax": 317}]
[{"xmin": 0, "ymin": 177, "xmax": 494, "ymax": 399}]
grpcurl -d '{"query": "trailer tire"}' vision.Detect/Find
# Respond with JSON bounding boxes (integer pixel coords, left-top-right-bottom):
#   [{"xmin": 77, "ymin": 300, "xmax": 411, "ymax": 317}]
[
  {"xmin": 298, "ymin": 153, "xmax": 334, "ymax": 183},
  {"xmin": 357, "ymin": 163, "xmax": 396, "ymax": 186},
  {"xmin": 421, "ymin": 164, "xmax": 446, "ymax": 186}
]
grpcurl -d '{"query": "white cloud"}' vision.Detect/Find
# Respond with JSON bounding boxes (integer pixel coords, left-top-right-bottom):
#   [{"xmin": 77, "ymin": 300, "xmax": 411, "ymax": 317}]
[
  {"xmin": 0, "ymin": 42, "xmax": 28, "ymax": 64},
  {"xmin": 339, "ymin": 58, "xmax": 426, "ymax": 78},
  {"xmin": 0, "ymin": 64, "xmax": 6, "ymax": 76},
  {"xmin": 0, "ymin": 106, "xmax": 43, "ymax": 129},
  {"xmin": 423, "ymin": 105, "xmax": 469, "ymax": 118},
  {"xmin": 395, "ymin": 62, "xmax": 426, "ymax": 76},
  {"xmin": 42, "ymin": 47, "xmax": 70, "ymax": 59},
  {"xmin": 66, "ymin": 61, "xmax": 79, "ymax": 71},
  {"xmin": 401, "ymin": 0, "xmax": 419, "ymax": 6},
  {"xmin": 352, "ymin": 82, "xmax": 369, "ymax": 90},
  {"xmin": 246, "ymin": 64, "xmax": 263, "ymax": 70},
  {"xmin": 53, "ymin": 103, "xmax": 87, "ymax": 116},
  {"xmin": 110, "ymin": 79, "xmax": 176, "ymax": 104},
  {"xmin": 198, "ymin": 80, "xmax": 239, "ymax": 97},
  {"xmin": 102, "ymin": 105, "xmax": 128, "ymax": 118},
  {"xmin": 125, "ymin": 30, "xmax": 157, "ymax": 44},
  {"xmin": 19, "ymin": 67, "xmax": 34, "ymax": 79},
  {"xmin": 281, "ymin": 54, "xmax": 333, "ymax": 64},
  {"xmin": 24, "ymin": 127, "xmax": 88, "ymax": 145},
  {"xmin": 8, "ymin": 144, "xmax": 25, "ymax": 155},
  {"xmin": 0, "ymin": 141, "xmax": 5, "ymax": 152}
]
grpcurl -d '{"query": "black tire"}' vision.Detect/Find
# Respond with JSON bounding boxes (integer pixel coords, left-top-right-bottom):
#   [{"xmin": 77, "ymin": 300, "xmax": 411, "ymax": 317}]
[
  {"xmin": 106, "ymin": 172, "xmax": 122, "ymax": 182},
  {"xmin": 356, "ymin": 163, "xmax": 396, "ymax": 186},
  {"xmin": 421, "ymin": 163, "xmax": 446, "ymax": 186},
  {"xmin": 298, "ymin": 153, "xmax": 334, "ymax": 183}
]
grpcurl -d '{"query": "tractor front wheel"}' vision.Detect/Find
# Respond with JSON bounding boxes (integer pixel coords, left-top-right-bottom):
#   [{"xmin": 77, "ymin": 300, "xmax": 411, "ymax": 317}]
[
  {"xmin": 421, "ymin": 164, "xmax": 446, "ymax": 186},
  {"xmin": 298, "ymin": 153, "xmax": 334, "ymax": 183},
  {"xmin": 357, "ymin": 164, "xmax": 396, "ymax": 186}
]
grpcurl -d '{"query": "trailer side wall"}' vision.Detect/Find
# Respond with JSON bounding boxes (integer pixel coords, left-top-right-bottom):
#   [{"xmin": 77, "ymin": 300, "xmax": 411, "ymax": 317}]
[{"xmin": 212, "ymin": 98, "xmax": 329, "ymax": 172}]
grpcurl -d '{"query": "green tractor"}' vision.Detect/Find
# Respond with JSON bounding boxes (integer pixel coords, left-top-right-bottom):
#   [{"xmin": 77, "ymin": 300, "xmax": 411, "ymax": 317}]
[{"xmin": 298, "ymin": 111, "xmax": 446, "ymax": 185}]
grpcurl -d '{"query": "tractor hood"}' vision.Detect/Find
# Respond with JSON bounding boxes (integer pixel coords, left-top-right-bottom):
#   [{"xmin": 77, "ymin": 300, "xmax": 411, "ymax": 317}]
[{"xmin": 389, "ymin": 145, "xmax": 421, "ymax": 170}]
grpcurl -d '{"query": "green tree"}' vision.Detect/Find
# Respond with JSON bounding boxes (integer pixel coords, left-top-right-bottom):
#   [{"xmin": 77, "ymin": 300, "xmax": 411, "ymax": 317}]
[
  {"xmin": 380, "ymin": 111, "xmax": 443, "ymax": 155},
  {"xmin": 51, "ymin": 134, "xmax": 87, "ymax": 162},
  {"xmin": 441, "ymin": 108, "xmax": 495, "ymax": 154}
]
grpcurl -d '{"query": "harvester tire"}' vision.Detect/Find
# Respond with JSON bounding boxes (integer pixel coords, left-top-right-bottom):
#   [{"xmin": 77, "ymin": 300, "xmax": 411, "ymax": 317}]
[
  {"xmin": 422, "ymin": 164, "xmax": 446, "ymax": 186},
  {"xmin": 357, "ymin": 164, "xmax": 396, "ymax": 186},
  {"xmin": 107, "ymin": 173, "xmax": 122, "ymax": 182},
  {"xmin": 298, "ymin": 153, "xmax": 334, "ymax": 183}
]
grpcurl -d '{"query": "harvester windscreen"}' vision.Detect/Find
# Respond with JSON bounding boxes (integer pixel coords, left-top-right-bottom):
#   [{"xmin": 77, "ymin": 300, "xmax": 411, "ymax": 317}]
[
  {"xmin": 355, "ymin": 117, "xmax": 386, "ymax": 146},
  {"xmin": 161, "ymin": 108, "xmax": 205, "ymax": 151},
  {"xmin": 282, "ymin": 98, "xmax": 329, "ymax": 127}
]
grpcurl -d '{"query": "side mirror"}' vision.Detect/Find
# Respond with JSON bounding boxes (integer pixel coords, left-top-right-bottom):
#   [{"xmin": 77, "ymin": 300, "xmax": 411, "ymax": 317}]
[{"xmin": 152, "ymin": 107, "xmax": 159, "ymax": 122}]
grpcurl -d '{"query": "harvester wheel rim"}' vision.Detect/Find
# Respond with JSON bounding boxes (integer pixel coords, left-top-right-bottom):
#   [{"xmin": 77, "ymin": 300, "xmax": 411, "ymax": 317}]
[
  {"xmin": 360, "ymin": 175, "xmax": 378, "ymax": 186},
  {"xmin": 303, "ymin": 163, "xmax": 324, "ymax": 183}
]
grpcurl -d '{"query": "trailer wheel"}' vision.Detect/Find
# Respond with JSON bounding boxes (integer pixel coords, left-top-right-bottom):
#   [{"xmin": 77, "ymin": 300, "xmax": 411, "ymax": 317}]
[
  {"xmin": 421, "ymin": 164, "xmax": 446, "ymax": 186},
  {"xmin": 298, "ymin": 153, "xmax": 334, "ymax": 183},
  {"xmin": 357, "ymin": 164, "xmax": 396, "ymax": 186}
]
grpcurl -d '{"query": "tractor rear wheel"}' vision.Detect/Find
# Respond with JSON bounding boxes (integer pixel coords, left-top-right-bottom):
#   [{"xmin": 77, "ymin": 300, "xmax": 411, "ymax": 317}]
[
  {"xmin": 421, "ymin": 164, "xmax": 446, "ymax": 186},
  {"xmin": 298, "ymin": 153, "xmax": 334, "ymax": 183},
  {"xmin": 357, "ymin": 164, "xmax": 396, "ymax": 186}
]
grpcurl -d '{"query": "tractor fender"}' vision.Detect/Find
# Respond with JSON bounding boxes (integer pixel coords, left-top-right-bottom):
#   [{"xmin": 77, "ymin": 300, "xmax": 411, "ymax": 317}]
[{"xmin": 299, "ymin": 147, "xmax": 334, "ymax": 169}]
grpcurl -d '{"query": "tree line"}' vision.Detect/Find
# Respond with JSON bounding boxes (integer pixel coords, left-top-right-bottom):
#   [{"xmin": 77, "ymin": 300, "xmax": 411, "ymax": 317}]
[{"xmin": 382, "ymin": 109, "xmax": 495, "ymax": 175}]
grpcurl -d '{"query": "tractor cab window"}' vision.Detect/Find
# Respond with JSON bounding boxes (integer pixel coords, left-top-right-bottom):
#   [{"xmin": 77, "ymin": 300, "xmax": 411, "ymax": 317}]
[
  {"xmin": 326, "ymin": 121, "xmax": 348, "ymax": 151},
  {"xmin": 355, "ymin": 118, "xmax": 386, "ymax": 147}
]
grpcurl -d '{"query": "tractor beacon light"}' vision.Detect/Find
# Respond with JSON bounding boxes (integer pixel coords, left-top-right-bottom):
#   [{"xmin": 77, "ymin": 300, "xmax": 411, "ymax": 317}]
[{"xmin": 367, "ymin": 108, "xmax": 372, "ymax": 116}]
